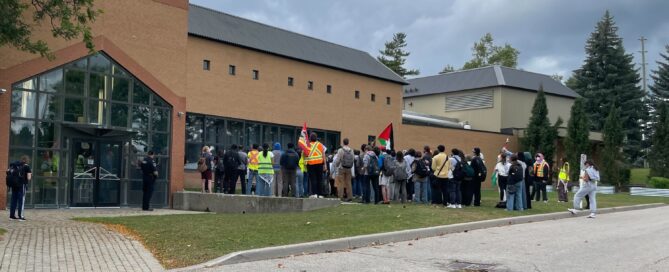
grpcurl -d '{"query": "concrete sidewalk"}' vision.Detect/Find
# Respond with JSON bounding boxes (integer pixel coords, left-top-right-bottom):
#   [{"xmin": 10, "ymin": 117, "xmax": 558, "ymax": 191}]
[{"xmin": 0, "ymin": 208, "xmax": 202, "ymax": 272}]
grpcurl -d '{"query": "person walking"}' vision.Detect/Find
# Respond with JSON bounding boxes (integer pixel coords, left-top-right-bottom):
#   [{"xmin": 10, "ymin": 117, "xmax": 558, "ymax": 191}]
[
  {"xmin": 393, "ymin": 151, "xmax": 410, "ymax": 204},
  {"xmin": 304, "ymin": 133, "xmax": 326, "ymax": 198},
  {"xmin": 494, "ymin": 153, "xmax": 510, "ymax": 203},
  {"xmin": 448, "ymin": 149, "xmax": 464, "ymax": 208},
  {"xmin": 431, "ymin": 145, "xmax": 450, "ymax": 208},
  {"xmin": 247, "ymin": 144, "xmax": 260, "ymax": 195},
  {"xmin": 237, "ymin": 147, "xmax": 248, "ymax": 195},
  {"xmin": 223, "ymin": 144, "xmax": 241, "ymax": 194},
  {"xmin": 140, "ymin": 151, "xmax": 157, "ymax": 211},
  {"xmin": 531, "ymin": 153, "xmax": 550, "ymax": 203},
  {"xmin": 469, "ymin": 147, "xmax": 486, "ymax": 206},
  {"xmin": 557, "ymin": 158, "xmax": 570, "ymax": 202},
  {"xmin": 256, "ymin": 143, "xmax": 274, "ymax": 196},
  {"xmin": 506, "ymin": 154, "xmax": 524, "ymax": 211},
  {"xmin": 198, "ymin": 146, "xmax": 214, "ymax": 193},
  {"xmin": 7, "ymin": 155, "xmax": 31, "ymax": 220},
  {"xmin": 272, "ymin": 143, "xmax": 283, "ymax": 197},
  {"xmin": 569, "ymin": 160, "xmax": 600, "ymax": 218},
  {"xmin": 411, "ymin": 150, "xmax": 429, "ymax": 204},
  {"xmin": 280, "ymin": 143, "xmax": 300, "ymax": 197},
  {"xmin": 334, "ymin": 138, "xmax": 355, "ymax": 201}
]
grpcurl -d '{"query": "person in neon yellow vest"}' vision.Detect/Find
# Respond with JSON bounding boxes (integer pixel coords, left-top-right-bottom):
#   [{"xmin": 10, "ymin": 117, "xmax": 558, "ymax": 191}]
[
  {"xmin": 557, "ymin": 158, "xmax": 570, "ymax": 202},
  {"xmin": 256, "ymin": 143, "xmax": 275, "ymax": 196}
]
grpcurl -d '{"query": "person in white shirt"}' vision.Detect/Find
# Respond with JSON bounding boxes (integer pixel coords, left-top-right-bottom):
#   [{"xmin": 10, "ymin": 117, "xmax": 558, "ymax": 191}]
[
  {"xmin": 494, "ymin": 153, "xmax": 510, "ymax": 202},
  {"xmin": 569, "ymin": 160, "xmax": 600, "ymax": 218}
]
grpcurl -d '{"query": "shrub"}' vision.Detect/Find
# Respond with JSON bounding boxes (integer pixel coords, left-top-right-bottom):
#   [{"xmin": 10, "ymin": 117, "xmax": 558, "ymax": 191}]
[{"xmin": 649, "ymin": 177, "xmax": 669, "ymax": 189}]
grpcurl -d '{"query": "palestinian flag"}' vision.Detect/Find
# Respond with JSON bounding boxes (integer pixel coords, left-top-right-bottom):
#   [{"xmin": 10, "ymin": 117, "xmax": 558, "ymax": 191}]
[
  {"xmin": 298, "ymin": 122, "xmax": 309, "ymax": 152},
  {"xmin": 377, "ymin": 123, "xmax": 394, "ymax": 150}
]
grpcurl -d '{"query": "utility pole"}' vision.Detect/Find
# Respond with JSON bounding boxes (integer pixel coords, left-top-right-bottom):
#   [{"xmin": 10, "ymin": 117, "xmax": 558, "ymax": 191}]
[{"xmin": 639, "ymin": 36, "xmax": 648, "ymax": 95}]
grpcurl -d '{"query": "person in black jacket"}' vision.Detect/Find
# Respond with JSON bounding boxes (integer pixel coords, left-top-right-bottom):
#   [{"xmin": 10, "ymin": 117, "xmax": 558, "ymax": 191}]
[
  {"xmin": 8, "ymin": 155, "xmax": 31, "ymax": 220},
  {"xmin": 506, "ymin": 154, "xmax": 524, "ymax": 211},
  {"xmin": 280, "ymin": 143, "xmax": 300, "ymax": 197},
  {"xmin": 466, "ymin": 147, "xmax": 485, "ymax": 206},
  {"xmin": 141, "ymin": 151, "xmax": 158, "ymax": 211},
  {"xmin": 223, "ymin": 145, "xmax": 241, "ymax": 194}
]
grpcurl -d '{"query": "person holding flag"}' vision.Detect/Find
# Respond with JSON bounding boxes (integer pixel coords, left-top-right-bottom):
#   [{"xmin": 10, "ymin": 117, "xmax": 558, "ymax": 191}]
[{"xmin": 303, "ymin": 129, "xmax": 327, "ymax": 198}]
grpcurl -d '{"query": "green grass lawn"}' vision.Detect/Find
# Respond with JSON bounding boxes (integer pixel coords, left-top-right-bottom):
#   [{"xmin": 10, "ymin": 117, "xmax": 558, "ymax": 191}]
[
  {"xmin": 630, "ymin": 168, "xmax": 651, "ymax": 185},
  {"xmin": 78, "ymin": 190, "xmax": 668, "ymax": 269},
  {"xmin": 0, "ymin": 228, "xmax": 6, "ymax": 237}
]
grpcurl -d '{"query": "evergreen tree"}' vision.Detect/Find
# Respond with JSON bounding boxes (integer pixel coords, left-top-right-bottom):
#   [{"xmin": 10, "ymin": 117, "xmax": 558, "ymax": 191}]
[
  {"xmin": 649, "ymin": 103, "xmax": 669, "ymax": 178},
  {"xmin": 570, "ymin": 11, "xmax": 645, "ymax": 164},
  {"xmin": 565, "ymin": 97, "xmax": 591, "ymax": 182},
  {"xmin": 377, "ymin": 32, "xmax": 419, "ymax": 78},
  {"xmin": 602, "ymin": 104, "xmax": 625, "ymax": 187},
  {"xmin": 650, "ymin": 45, "xmax": 669, "ymax": 111},
  {"xmin": 524, "ymin": 88, "xmax": 550, "ymax": 156},
  {"xmin": 544, "ymin": 117, "xmax": 563, "ymax": 167}
]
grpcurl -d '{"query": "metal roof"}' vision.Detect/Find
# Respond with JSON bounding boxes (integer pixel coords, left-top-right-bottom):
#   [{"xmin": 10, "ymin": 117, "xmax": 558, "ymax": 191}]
[
  {"xmin": 404, "ymin": 65, "xmax": 579, "ymax": 98},
  {"xmin": 188, "ymin": 4, "xmax": 407, "ymax": 85}
]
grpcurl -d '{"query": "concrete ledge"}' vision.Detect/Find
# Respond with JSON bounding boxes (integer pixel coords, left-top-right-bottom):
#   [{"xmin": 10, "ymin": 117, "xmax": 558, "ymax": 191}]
[
  {"xmin": 172, "ymin": 191, "xmax": 340, "ymax": 213},
  {"xmin": 171, "ymin": 203, "xmax": 665, "ymax": 271}
]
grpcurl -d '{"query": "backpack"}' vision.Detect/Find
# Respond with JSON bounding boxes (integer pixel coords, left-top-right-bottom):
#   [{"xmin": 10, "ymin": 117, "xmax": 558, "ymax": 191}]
[
  {"xmin": 215, "ymin": 157, "xmax": 226, "ymax": 173},
  {"xmin": 382, "ymin": 156, "xmax": 396, "ymax": 176},
  {"xmin": 6, "ymin": 162, "xmax": 24, "ymax": 188},
  {"xmin": 464, "ymin": 161, "xmax": 475, "ymax": 178},
  {"xmin": 412, "ymin": 159, "xmax": 429, "ymax": 178},
  {"xmin": 340, "ymin": 149, "xmax": 354, "ymax": 169},
  {"xmin": 366, "ymin": 154, "xmax": 380, "ymax": 176},
  {"xmin": 477, "ymin": 157, "xmax": 488, "ymax": 181},
  {"xmin": 283, "ymin": 151, "xmax": 300, "ymax": 170},
  {"xmin": 224, "ymin": 152, "xmax": 240, "ymax": 169},
  {"xmin": 197, "ymin": 157, "xmax": 208, "ymax": 173},
  {"xmin": 393, "ymin": 161, "xmax": 408, "ymax": 180},
  {"xmin": 452, "ymin": 157, "xmax": 466, "ymax": 180}
]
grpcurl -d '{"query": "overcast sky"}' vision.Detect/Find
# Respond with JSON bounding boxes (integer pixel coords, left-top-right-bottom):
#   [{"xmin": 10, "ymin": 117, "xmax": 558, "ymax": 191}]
[{"xmin": 191, "ymin": 0, "xmax": 669, "ymax": 84}]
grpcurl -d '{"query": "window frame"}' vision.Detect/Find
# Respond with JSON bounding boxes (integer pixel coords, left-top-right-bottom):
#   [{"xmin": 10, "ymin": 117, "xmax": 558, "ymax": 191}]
[
  {"xmin": 252, "ymin": 69, "xmax": 259, "ymax": 80},
  {"xmin": 354, "ymin": 90, "xmax": 360, "ymax": 99},
  {"xmin": 228, "ymin": 65, "xmax": 236, "ymax": 75},
  {"xmin": 203, "ymin": 60, "xmax": 210, "ymax": 71},
  {"xmin": 371, "ymin": 93, "xmax": 376, "ymax": 102},
  {"xmin": 307, "ymin": 81, "xmax": 314, "ymax": 90},
  {"xmin": 288, "ymin": 77, "xmax": 294, "ymax": 86}
]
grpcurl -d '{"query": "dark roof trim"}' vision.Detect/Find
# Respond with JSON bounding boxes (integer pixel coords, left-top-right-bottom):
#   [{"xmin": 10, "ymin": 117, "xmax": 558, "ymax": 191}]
[
  {"xmin": 405, "ymin": 85, "xmax": 578, "ymax": 100},
  {"xmin": 189, "ymin": 34, "xmax": 408, "ymax": 85}
]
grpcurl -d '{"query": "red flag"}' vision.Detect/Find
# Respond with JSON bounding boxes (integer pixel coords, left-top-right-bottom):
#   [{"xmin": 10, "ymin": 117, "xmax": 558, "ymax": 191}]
[
  {"xmin": 377, "ymin": 123, "xmax": 393, "ymax": 150},
  {"xmin": 298, "ymin": 122, "xmax": 309, "ymax": 152}
]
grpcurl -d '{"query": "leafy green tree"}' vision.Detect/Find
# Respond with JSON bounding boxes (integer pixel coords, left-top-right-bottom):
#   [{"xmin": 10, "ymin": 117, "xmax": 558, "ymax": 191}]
[
  {"xmin": 602, "ymin": 104, "xmax": 625, "ymax": 187},
  {"xmin": 570, "ymin": 11, "xmax": 646, "ymax": 165},
  {"xmin": 439, "ymin": 64, "xmax": 455, "ymax": 74},
  {"xmin": 565, "ymin": 97, "xmax": 590, "ymax": 182},
  {"xmin": 0, "ymin": 0, "xmax": 101, "ymax": 60},
  {"xmin": 649, "ymin": 103, "xmax": 669, "ymax": 178},
  {"xmin": 377, "ymin": 32, "xmax": 419, "ymax": 78},
  {"xmin": 462, "ymin": 33, "xmax": 520, "ymax": 69}
]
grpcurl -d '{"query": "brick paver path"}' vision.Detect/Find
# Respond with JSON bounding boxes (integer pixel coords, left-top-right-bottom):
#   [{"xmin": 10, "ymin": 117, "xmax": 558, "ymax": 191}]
[{"xmin": 0, "ymin": 208, "xmax": 203, "ymax": 272}]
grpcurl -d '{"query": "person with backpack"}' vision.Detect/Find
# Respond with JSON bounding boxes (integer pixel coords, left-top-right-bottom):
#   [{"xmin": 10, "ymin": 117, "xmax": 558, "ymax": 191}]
[
  {"xmin": 531, "ymin": 153, "xmax": 550, "ymax": 203},
  {"xmin": 280, "ymin": 143, "xmax": 300, "ymax": 197},
  {"xmin": 393, "ymin": 151, "xmax": 410, "ymax": 204},
  {"xmin": 214, "ymin": 150, "xmax": 226, "ymax": 193},
  {"xmin": 379, "ymin": 149, "xmax": 395, "ymax": 204},
  {"xmin": 431, "ymin": 145, "xmax": 450, "ymax": 207},
  {"xmin": 411, "ymin": 150, "xmax": 429, "ymax": 204},
  {"xmin": 353, "ymin": 149, "xmax": 364, "ymax": 199},
  {"xmin": 333, "ymin": 138, "xmax": 355, "ymax": 201},
  {"xmin": 198, "ymin": 146, "xmax": 214, "ymax": 193},
  {"xmin": 237, "ymin": 147, "xmax": 248, "ymax": 195},
  {"xmin": 403, "ymin": 149, "xmax": 416, "ymax": 202},
  {"xmin": 222, "ymin": 144, "xmax": 241, "ymax": 194},
  {"xmin": 506, "ymin": 154, "xmax": 524, "ymax": 211},
  {"xmin": 467, "ymin": 147, "xmax": 487, "ymax": 206},
  {"xmin": 7, "ymin": 155, "xmax": 31, "ymax": 220},
  {"xmin": 362, "ymin": 145, "xmax": 380, "ymax": 204},
  {"xmin": 447, "ymin": 149, "xmax": 465, "ymax": 209}
]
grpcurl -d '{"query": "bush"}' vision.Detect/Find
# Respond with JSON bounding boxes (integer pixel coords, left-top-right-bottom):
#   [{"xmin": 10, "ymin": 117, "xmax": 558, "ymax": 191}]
[{"xmin": 649, "ymin": 177, "xmax": 669, "ymax": 189}]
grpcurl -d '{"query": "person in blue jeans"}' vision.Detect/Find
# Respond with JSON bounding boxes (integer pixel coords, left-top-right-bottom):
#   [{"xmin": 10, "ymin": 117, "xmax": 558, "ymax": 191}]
[
  {"xmin": 9, "ymin": 156, "xmax": 31, "ymax": 221},
  {"xmin": 506, "ymin": 154, "xmax": 524, "ymax": 211},
  {"xmin": 411, "ymin": 151, "xmax": 429, "ymax": 204}
]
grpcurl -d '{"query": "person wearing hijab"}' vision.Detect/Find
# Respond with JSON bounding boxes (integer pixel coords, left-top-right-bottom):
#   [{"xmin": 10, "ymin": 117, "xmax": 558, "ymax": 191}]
[{"xmin": 531, "ymin": 153, "xmax": 550, "ymax": 203}]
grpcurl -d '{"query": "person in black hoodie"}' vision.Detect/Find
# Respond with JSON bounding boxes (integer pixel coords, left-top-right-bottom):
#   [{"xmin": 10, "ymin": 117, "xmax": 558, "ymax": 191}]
[
  {"xmin": 222, "ymin": 145, "xmax": 241, "ymax": 194},
  {"xmin": 467, "ymin": 147, "xmax": 486, "ymax": 206},
  {"xmin": 280, "ymin": 143, "xmax": 300, "ymax": 197},
  {"xmin": 506, "ymin": 154, "xmax": 524, "ymax": 211}
]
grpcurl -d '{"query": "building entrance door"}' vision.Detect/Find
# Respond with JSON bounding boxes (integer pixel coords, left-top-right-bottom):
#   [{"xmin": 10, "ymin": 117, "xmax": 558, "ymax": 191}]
[{"xmin": 70, "ymin": 139, "xmax": 122, "ymax": 207}]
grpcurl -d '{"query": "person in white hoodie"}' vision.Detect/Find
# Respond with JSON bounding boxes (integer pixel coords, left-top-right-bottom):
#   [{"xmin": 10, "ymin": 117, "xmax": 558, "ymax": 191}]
[{"xmin": 568, "ymin": 160, "xmax": 600, "ymax": 218}]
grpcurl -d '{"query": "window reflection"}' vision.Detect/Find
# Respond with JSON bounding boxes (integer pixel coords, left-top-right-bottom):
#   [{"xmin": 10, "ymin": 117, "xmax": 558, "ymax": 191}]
[
  {"xmin": 11, "ymin": 90, "xmax": 36, "ymax": 118},
  {"xmin": 10, "ymin": 119, "xmax": 35, "ymax": 147}
]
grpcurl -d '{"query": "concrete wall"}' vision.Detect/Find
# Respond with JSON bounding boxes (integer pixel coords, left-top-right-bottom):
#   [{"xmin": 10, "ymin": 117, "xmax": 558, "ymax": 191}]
[
  {"xmin": 500, "ymin": 87, "xmax": 574, "ymax": 129},
  {"xmin": 403, "ymin": 87, "xmax": 502, "ymax": 132},
  {"xmin": 173, "ymin": 191, "xmax": 340, "ymax": 213}
]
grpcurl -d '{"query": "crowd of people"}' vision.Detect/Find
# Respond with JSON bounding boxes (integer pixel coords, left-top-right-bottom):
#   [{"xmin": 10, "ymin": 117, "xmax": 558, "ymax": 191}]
[{"xmin": 195, "ymin": 133, "xmax": 600, "ymax": 216}]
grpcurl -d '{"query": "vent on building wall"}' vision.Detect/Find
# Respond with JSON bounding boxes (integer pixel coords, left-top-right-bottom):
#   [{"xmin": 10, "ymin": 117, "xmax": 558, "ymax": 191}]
[{"xmin": 445, "ymin": 90, "xmax": 493, "ymax": 111}]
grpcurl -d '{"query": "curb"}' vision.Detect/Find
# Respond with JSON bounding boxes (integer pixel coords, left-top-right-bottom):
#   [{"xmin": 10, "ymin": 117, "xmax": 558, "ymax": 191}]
[{"xmin": 171, "ymin": 203, "xmax": 666, "ymax": 271}]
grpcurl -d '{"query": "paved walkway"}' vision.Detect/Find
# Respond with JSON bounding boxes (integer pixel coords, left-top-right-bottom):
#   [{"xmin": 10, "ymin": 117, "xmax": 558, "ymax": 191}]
[
  {"xmin": 217, "ymin": 206, "xmax": 669, "ymax": 272},
  {"xmin": 0, "ymin": 208, "xmax": 202, "ymax": 272}
]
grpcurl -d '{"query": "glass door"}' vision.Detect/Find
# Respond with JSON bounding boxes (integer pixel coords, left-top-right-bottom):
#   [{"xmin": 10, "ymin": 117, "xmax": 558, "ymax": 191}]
[{"xmin": 70, "ymin": 139, "xmax": 122, "ymax": 207}]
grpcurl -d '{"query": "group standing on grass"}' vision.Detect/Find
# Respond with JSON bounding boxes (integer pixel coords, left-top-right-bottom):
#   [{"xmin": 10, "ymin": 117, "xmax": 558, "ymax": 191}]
[{"xmin": 193, "ymin": 136, "xmax": 600, "ymax": 218}]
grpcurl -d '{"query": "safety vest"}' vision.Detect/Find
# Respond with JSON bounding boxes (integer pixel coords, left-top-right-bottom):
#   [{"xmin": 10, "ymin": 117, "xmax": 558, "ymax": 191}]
[
  {"xmin": 248, "ymin": 150, "xmax": 260, "ymax": 171},
  {"xmin": 257, "ymin": 152, "xmax": 274, "ymax": 175},
  {"xmin": 533, "ymin": 161, "xmax": 549, "ymax": 177},
  {"xmin": 305, "ymin": 141, "xmax": 325, "ymax": 165},
  {"xmin": 559, "ymin": 162, "xmax": 570, "ymax": 181},
  {"xmin": 299, "ymin": 155, "xmax": 307, "ymax": 172}
]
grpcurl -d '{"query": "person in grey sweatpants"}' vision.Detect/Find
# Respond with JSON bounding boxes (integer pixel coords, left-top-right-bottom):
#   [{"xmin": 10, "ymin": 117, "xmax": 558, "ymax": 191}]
[{"xmin": 569, "ymin": 160, "xmax": 600, "ymax": 218}]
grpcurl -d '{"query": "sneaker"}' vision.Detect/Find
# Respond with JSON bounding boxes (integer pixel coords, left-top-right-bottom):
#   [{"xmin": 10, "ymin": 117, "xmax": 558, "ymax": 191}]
[
  {"xmin": 447, "ymin": 204, "xmax": 455, "ymax": 209},
  {"xmin": 587, "ymin": 213, "xmax": 596, "ymax": 219},
  {"xmin": 543, "ymin": 201, "xmax": 548, "ymax": 203},
  {"xmin": 567, "ymin": 208, "xmax": 578, "ymax": 215},
  {"xmin": 9, "ymin": 216, "xmax": 17, "ymax": 221},
  {"xmin": 318, "ymin": 195, "xmax": 324, "ymax": 199},
  {"xmin": 18, "ymin": 217, "xmax": 27, "ymax": 221},
  {"xmin": 457, "ymin": 205, "xmax": 462, "ymax": 209},
  {"xmin": 309, "ymin": 194, "xmax": 317, "ymax": 199}
]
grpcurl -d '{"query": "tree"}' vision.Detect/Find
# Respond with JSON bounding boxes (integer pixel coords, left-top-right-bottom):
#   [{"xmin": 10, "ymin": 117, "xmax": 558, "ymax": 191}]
[
  {"xmin": 565, "ymin": 97, "xmax": 591, "ymax": 182},
  {"xmin": 551, "ymin": 74, "xmax": 564, "ymax": 83},
  {"xmin": 649, "ymin": 103, "xmax": 669, "ymax": 178},
  {"xmin": 0, "ymin": 0, "xmax": 101, "ymax": 60},
  {"xmin": 439, "ymin": 64, "xmax": 455, "ymax": 74},
  {"xmin": 377, "ymin": 32, "xmax": 419, "ymax": 78},
  {"xmin": 523, "ymin": 87, "xmax": 560, "ymax": 165},
  {"xmin": 570, "ymin": 11, "xmax": 646, "ymax": 165},
  {"xmin": 601, "ymin": 104, "xmax": 625, "ymax": 187},
  {"xmin": 461, "ymin": 33, "xmax": 520, "ymax": 70},
  {"xmin": 650, "ymin": 45, "xmax": 669, "ymax": 112}
]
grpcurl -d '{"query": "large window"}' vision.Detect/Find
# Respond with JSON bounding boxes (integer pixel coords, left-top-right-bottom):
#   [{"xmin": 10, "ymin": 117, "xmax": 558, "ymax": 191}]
[
  {"xmin": 184, "ymin": 113, "xmax": 340, "ymax": 169},
  {"xmin": 9, "ymin": 52, "xmax": 172, "ymax": 207}
]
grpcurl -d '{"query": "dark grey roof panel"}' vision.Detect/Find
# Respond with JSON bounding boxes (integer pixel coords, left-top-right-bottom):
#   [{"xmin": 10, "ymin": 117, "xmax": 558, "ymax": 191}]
[
  {"xmin": 188, "ymin": 4, "xmax": 407, "ymax": 85},
  {"xmin": 404, "ymin": 65, "xmax": 578, "ymax": 98}
]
